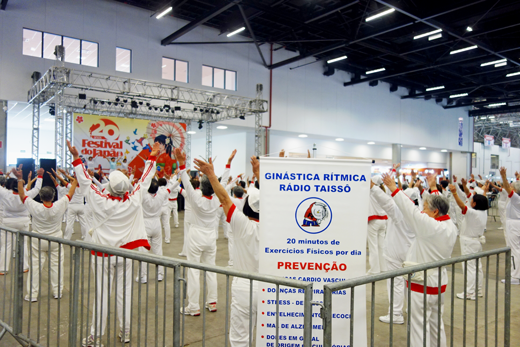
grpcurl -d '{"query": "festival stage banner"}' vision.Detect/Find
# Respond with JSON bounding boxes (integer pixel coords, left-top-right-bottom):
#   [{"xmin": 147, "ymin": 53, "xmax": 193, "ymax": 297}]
[
  {"xmin": 484, "ymin": 135, "xmax": 494, "ymax": 147},
  {"xmin": 257, "ymin": 157, "xmax": 371, "ymax": 347},
  {"xmin": 502, "ymin": 138, "xmax": 511, "ymax": 149},
  {"xmin": 73, "ymin": 113, "xmax": 186, "ymax": 178}
]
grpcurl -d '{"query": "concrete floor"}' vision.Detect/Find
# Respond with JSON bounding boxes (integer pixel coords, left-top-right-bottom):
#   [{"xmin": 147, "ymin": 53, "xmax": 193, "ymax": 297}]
[{"xmin": 0, "ymin": 211, "xmax": 518, "ymax": 346}]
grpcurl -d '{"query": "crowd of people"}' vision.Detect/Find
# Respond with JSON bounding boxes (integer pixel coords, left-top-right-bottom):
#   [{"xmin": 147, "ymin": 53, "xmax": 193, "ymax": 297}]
[
  {"xmin": 0, "ymin": 144, "xmax": 519, "ymax": 347},
  {"xmin": 367, "ymin": 165, "xmax": 520, "ymax": 347}
]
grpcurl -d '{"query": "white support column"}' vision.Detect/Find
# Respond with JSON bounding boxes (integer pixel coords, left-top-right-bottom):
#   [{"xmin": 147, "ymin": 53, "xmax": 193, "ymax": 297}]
[
  {"xmin": 255, "ymin": 113, "xmax": 263, "ymax": 157},
  {"xmin": 185, "ymin": 121, "xmax": 191, "ymax": 169},
  {"xmin": 206, "ymin": 122, "xmax": 212, "ymax": 160},
  {"xmin": 392, "ymin": 143, "xmax": 401, "ymax": 166},
  {"xmin": 32, "ymin": 98, "xmax": 40, "ymax": 166},
  {"xmin": 54, "ymin": 93, "xmax": 65, "ymax": 168}
]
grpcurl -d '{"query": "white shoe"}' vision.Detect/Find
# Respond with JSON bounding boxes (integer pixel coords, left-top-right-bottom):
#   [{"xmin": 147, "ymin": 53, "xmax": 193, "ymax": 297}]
[
  {"xmin": 178, "ymin": 253, "xmax": 186, "ymax": 257},
  {"xmin": 135, "ymin": 276, "xmax": 147, "ymax": 284},
  {"xmin": 119, "ymin": 329, "xmax": 130, "ymax": 343},
  {"xmin": 180, "ymin": 306, "xmax": 200, "ymax": 316},
  {"xmin": 24, "ymin": 295, "xmax": 37, "ymax": 302},
  {"xmin": 501, "ymin": 278, "xmax": 520, "ymax": 284},
  {"xmin": 165, "ymin": 240, "xmax": 170, "ymax": 244},
  {"xmin": 478, "ymin": 290, "xmax": 483, "ymax": 297},
  {"xmin": 498, "ymin": 227, "xmax": 504, "ymax": 230},
  {"xmin": 379, "ymin": 314, "xmax": 404, "ymax": 324},
  {"xmin": 82, "ymin": 334, "xmax": 103, "ymax": 347},
  {"xmin": 157, "ymin": 274, "xmax": 163, "ymax": 282},
  {"xmin": 53, "ymin": 293, "xmax": 62, "ymax": 299},
  {"xmin": 205, "ymin": 302, "xmax": 217, "ymax": 312},
  {"xmin": 456, "ymin": 292, "xmax": 476, "ymax": 300},
  {"xmin": 174, "ymin": 224, "xmax": 179, "ymax": 228}
]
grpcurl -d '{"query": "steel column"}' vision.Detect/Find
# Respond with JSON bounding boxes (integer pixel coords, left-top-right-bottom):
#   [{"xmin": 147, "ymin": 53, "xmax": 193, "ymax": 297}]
[
  {"xmin": 32, "ymin": 98, "xmax": 40, "ymax": 164},
  {"xmin": 54, "ymin": 93, "xmax": 65, "ymax": 168},
  {"xmin": 65, "ymin": 109, "xmax": 73, "ymax": 170},
  {"xmin": 185, "ymin": 121, "xmax": 191, "ymax": 169},
  {"xmin": 206, "ymin": 122, "xmax": 212, "ymax": 160}
]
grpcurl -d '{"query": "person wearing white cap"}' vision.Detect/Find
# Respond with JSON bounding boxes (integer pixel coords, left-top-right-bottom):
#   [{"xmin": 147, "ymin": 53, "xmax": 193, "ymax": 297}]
[
  {"xmin": 174, "ymin": 148, "xmax": 234, "ymax": 316},
  {"xmin": 499, "ymin": 167, "xmax": 520, "ymax": 285},
  {"xmin": 370, "ymin": 176, "xmax": 416, "ymax": 325},
  {"xmin": 367, "ymin": 175, "xmax": 388, "ymax": 275},
  {"xmin": 68, "ymin": 140, "xmax": 157, "ymax": 346},
  {"xmin": 382, "ymin": 172, "xmax": 457, "ymax": 347},
  {"xmin": 448, "ymin": 182, "xmax": 489, "ymax": 299},
  {"xmin": 194, "ymin": 153, "xmax": 260, "ymax": 347},
  {"xmin": 0, "ymin": 167, "xmax": 43, "ymax": 275}
]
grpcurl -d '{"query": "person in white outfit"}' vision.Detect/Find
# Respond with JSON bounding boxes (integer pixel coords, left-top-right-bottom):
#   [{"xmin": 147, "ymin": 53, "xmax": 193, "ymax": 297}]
[
  {"xmin": 16, "ymin": 174, "xmax": 77, "ymax": 302},
  {"xmin": 382, "ymin": 172, "xmax": 457, "ymax": 347},
  {"xmin": 67, "ymin": 140, "xmax": 158, "ymax": 346},
  {"xmin": 0, "ymin": 168, "xmax": 43, "ymax": 275},
  {"xmin": 367, "ymin": 175, "xmax": 388, "ymax": 275},
  {"xmin": 139, "ymin": 177, "xmax": 176, "ymax": 282},
  {"xmin": 174, "ymin": 148, "xmax": 234, "ymax": 316},
  {"xmin": 491, "ymin": 181, "xmax": 508, "ymax": 234},
  {"xmin": 499, "ymin": 167, "xmax": 520, "ymax": 285},
  {"xmin": 448, "ymin": 181, "xmax": 488, "ymax": 299},
  {"xmin": 370, "ymin": 179, "xmax": 416, "ymax": 325},
  {"xmin": 194, "ymin": 154, "xmax": 260, "ymax": 347},
  {"xmin": 166, "ymin": 173, "xmax": 182, "ymax": 243},
  {"xmin": 226, "ymin": 186, "xmax": 247, "ymax": 267},
  {"xmin": 178, "ymin": 177, "xmax": 200, "ymax": 257}
]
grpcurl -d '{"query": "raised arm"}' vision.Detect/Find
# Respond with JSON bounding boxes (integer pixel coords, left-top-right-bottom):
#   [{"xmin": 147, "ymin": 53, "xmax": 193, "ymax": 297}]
[
  {"xmin": 499, "ymin": 167, "xmax": 513, "ymax": 195},
  {"xmin": 370, "ymin": 180, "xmax": 403, "ymax": 221},
  {"xmin": 134, "ymin": 143, "xmax": 160, "ymax": 192},
  {"xmin": 220, "ymin": 149, "xmax": 237, "ymax": 187},
  {"xmin": 251, "ymin": 156, "xmax": 260, "ymax": 186},
  {"xmin": 47, "ymin": 171, "xmax": 59, "ymax": 187},
  {"xmin": 448, "ymin": 184, "xmax": 466, "ymax": 211},
  {"xmin": 25, "ymin": 168, "xmax": 43, "ymax": 198},
  {"xmin": 67, "ymin": 177, "xmax": 78, "ymax": 198}
]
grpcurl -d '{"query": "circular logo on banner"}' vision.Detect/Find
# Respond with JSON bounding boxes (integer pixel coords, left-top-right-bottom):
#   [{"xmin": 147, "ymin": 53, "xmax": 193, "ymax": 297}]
[{"xmin": 295, "ymin": 197, "xmax": 332, "ymax": 234}]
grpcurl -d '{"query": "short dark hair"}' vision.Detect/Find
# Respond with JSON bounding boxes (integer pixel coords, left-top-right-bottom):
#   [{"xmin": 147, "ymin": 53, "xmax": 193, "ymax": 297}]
[
  {"xmin": 233, "ymin": 186, "xmax": 244, "ymax": 198},
  {"xmin": 39, "ymin": 186, "xmax": 55, "ymax": 202},
  {"xmin": 472, "ymin": 194, "xmax": 489, "ymax": 211},
  {"xmin": 148, "ymin": 179, "xmax": 159, "ymax": 194},
  {"xmin": 200, "ymin": 175, "xmax": 214, "ymax": 197},
  {"xmin": 440, "ymin": 180, "xmax": 449, "ymax": 189},
  {"xmin": 190, "ymin": 178, "xmax": 200, "ymax": 189},
  {"xmin": 6, "ymin": 178, "xmax": 18, "ymax": 192},
  {"xmin": 158, "ymin": 178, "xmax": 167, "ymax": 187},
  {"xmin": 239, "ymin": 181, "xmax": 246, "ymax": 189},
  {"xmin": 243, "ymin": 196, "xmax": 259, "ymax": 220}
]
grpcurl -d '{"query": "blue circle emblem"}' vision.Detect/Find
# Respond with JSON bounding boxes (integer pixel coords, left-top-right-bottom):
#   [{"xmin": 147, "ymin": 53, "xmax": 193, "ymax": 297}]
[{"xmin": 295, "ymin": 197, "xmax": 333, "ymax": 234}]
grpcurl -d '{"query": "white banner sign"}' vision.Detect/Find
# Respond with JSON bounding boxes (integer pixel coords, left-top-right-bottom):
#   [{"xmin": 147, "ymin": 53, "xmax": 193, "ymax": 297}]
[
  {"xmin": 257, "ymin": 157, "xmax": 371, "ymax": 347},
  {"xmin": 484, "ymin": 135, "xmax": 494, "ymax": 146},
  {"xmin": 502, "ymin": 138, "xmax": 511, "ymax": 149}
]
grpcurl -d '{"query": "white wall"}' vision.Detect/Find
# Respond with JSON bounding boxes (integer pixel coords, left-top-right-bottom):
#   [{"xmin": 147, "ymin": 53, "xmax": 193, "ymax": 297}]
[
  {"xmin": 473, "ymin": 142, "xmax": 520, "ymax": 179},
  {"xmin": 0, "ymin": 0, "xmax": 474, "ymax": 171}
]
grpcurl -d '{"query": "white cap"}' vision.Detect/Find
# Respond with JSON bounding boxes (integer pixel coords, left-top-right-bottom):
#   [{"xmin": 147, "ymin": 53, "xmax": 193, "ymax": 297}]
[
  {"xmin": 247, "ymin": 187, "xmax": 260, "ymax": 213},
  {"xmin": 107, "ymin": 171, "xmax": 129, "ymax": 196},
  {"xmin": 470, "ymin": 181, "xmax": 477, "ymax": 188},
  {"xmin": 477, "ymin": 180, "xmax": 485, "ymax": 186},
  {"xmin": 404, "ymin": 188, "xmax": 419, "ymax": 201},
  {"xmin": 371, "ymin": 175, "xmax": 383, "ymax": 186},
  {"xmin": 474, "ymin": 187, "xmax": 484, "ymax": 195}
]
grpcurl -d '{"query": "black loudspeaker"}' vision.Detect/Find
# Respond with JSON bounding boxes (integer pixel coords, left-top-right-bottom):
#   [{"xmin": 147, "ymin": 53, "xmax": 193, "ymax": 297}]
[
  {"xmin": 40, "ymin": 159, "xmax": 57, "ymax": 187},
  {"xmin": 16, "ymin": 158, "xmax": 35, "ymax": 183}
]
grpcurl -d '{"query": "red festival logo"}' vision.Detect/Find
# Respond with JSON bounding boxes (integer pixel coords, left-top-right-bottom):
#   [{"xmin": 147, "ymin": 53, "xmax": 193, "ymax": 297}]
[{"xmin": 89, "ymin": 119, "xmax": 120, "ymax": 141}]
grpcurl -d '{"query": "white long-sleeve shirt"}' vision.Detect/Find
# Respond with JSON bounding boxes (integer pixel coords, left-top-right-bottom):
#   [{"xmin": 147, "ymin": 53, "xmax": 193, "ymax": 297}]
[
  {"xmin": 458, "ymin": 204, "xmax": 487, "ymax": 239},
  {"xmin": 226, "ymin": 204, "xmax": 259, "ymax": 273},
  {"xmin": 0, "ymin": 177, "xmax": 43, "ymax": 219},
  {"xmin": 179, "ymin": 168, "xmax": 220, "ymax": 229},
  {"xmin": 368, "ymin": 189, "xmax": 388, "ymax": 222},
  {"xmin": 392, "ymin": 189, "xmax": 457, "ymax": 287},
  {"xmin": 23, "ymin": 195, "xmax": 70, "ymax": 236},
  {"xmin": 73, "ymin": 157, "xmax": 156, "ymax": 252},
  {"xmin": 370, "ymin": 186, "xmax": 415, "ymax": 262},
  {"xmin": 142, "ymin": 188, "xmax": 170, "ymax": 219},
  {"xmin": 506, "ymin": 191, "xmax": 520, "ymax": 220}
]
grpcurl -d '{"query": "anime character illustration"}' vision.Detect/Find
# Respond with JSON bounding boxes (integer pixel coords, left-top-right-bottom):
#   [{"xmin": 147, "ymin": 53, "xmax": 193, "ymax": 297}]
[{"xmin": 302, "ymin": 202, "xmax": 329, "ymax": 227}]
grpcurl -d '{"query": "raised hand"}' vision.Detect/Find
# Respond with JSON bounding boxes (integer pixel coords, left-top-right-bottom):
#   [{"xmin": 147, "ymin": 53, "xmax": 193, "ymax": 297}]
[
  {"xmin": 307, "ymin": 150, "xmax": 311, "ymax": 158},
  {"xmin": 194, "ymin": 157, "xmax": 214, "ymax": 176},
  {"xmin": 150, "ymin": 142, "xmax": 161, "ymax": 157},
  {"xmin": 173, "ymin": 148, "xmax": 186, "ymax": 167},
  {"xmin": 279, "ymin": 149, "xmax": 285, "ymax": 158},
  {"xmin": 227, "ymin": 149, "xmax": 237, "ymax": 165},
  {"xmin": 461, "ymin": 178, "xmax": 467, "ymax": 186},
  {"xmin": 11, "ymin": 166, "xmax": 23, "ymax": 179},
  {"xmin": 453, "ymin": 175, "xmax": 457, "ymax": 182},
  {"xmin": 478, "ymin": 174, "xmax": 483, "ymax": 180},
  {"xmin": 251, "ymin": 156, "xmax": 260, "ymax": 183},
  {"xmin": 36, "ymin": 168, "xmax": 44, "ymax": 177},
  {"xmin": 448, "ymin": 184, "xmax": 457, "ymax": 194},
  {"xmin": 382, "ymin": 173, "xmax": 397, "ymax": 192},
  {"xmin": 66, "ymin": 140, "xmax": 80, "ymax": 160},
  {"xmin": 426, "ymin": 173, "xmax": 437, "ymax": 189}
]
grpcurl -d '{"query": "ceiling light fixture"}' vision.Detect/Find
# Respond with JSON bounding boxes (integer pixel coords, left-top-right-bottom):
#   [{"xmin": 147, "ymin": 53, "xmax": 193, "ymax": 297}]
[
  {"xmin": 441, "ymin": 149, "xmax": 448, "ymax": 152},
  {"xmin": 216, "ymin": 125, "xmax": 228, "ymax": 129},
  {"xmin": 506, "ymin": 71, "xmax": 520, "ymax": 77},
  {"xmin": 419, "ymin": 147, "xmax": 427, "ymax": 150},
  {"xmin": 366, "ymin": 67, "xmax": 386, "ymax": 75},
  {"xmin": 335, "ymin": 138, "xmax": 344, "ymax": 142},
  {"xmin": 495, "ymin": 62, "xmax": 507, "ymax": 67},
  {"xmin": 367, "ymin": 142, "xmax": 375, "ymax": 145},
  {"xmin": 365, "ymin": 8, "xmax": 395, "ymax": 22},
  {"xmin": 466, "ymin": 26, "xmax": 473, "ymax": 32},
  {"xmin": 426, "ymin": 85, "xmax": 445, "ymax": 91},
  {"xmin": 187, "ymin": 131, "xmax": 196, "ymax": 135},
  {"xmin": 481, "ymin": 58, "xmax": 506, "ymax": 67},
  {"xmin": 489, "ymin": 116, "xmax": 495, "ymax": 119},
  {"xmin": 298, "ymin": 134, "xmax": 308, "ymax": 138},
  {"xmin": 449, "ymin": 93, "xmax": 468, "ymax": 98},
  {"xmin": 450, "ymin": 45, "xmax": 478, "ymax": 55},
  {"xmin": 428, "ymin": 33, "xmax": 442, "ymax": 41},
  {"xmin": 488, "ymin": 102, "xmax": 506, "ymax": 107},
  {"xmin": 227, "ymin": 27, "xmax": 246, "ymax": 37},
  {"xmin": 413, "ymin": 29, "xmax": 442, "ymax": 40},
  {"xmin": 327, "ymin": 55, "xmax": 347, "ymax": 64},
  {"xmin": 156, "ymin": 7, "xmax": 172, "ymax": 19}
]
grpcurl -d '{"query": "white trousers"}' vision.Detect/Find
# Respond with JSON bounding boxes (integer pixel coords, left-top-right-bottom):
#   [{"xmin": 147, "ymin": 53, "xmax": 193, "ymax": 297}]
[
  {"xmin": 505, "ymin": 219, "xmax": 520, "ymax": 279},
  {"xmin": 367, "ymin": 219, "xmax": 387, "ymax": 275},
  {"xmin": 140, "ymin": 218, "xmax": 164, "ymax": 277},
  {"xmin": 186, "ymin": 224, "xmax": 218, "ymax": 311},
  {"xmin": 64, "ymin": 204, "xmax": 90, "ymax": 240},
  {"xmin": 0, "ymin": 218, "xmax": 30, "ymax": 272},
  {"xmin": 160, "ymin": 206, "xmax": 171, "ymax": 242},
  {"xmin": 90, "ymin": 256, "xmax": 132, "ymax": 338},
  {"xmin": 410, "ymin": 291, "xmax": 446, "ymax": 347},
  {"xmin": 215, "ymin": 209, "xmax": 231, "ymax": 240},
  {"xmin": 460, "ymin": 236, "xmax": 483, "ymax": 294},
  {"xmin": 227, "ymin": 229, "xmax": 234, "ymax": 267},
  {"xmin": 27, "ymin": 239, "xmax": 64, "ymax": 297},
  {"xmin": 230, "ymin": 278, "xmax": 257, "ymax": 347},
  {"xmin": 499, "ymin": 206, "xmax": 507, "ymax": 231},
  {"xmin": 385, "ymin": 256, "xmax": 405, "ymax": 315},
  {"xmin": 168, "ymin": 200, "xmax": 179, "ymax": 227},
  {"xmin": 181, "ymin": 213, "xmax": 191, "ymax": 255}
]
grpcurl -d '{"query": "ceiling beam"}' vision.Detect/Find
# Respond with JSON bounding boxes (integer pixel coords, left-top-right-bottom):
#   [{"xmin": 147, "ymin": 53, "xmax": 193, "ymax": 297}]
[
  {"xmin": 469, "ymin": 105, "xmax": 520, "ymax": 117},
  {"xmin": 268, "ymin": 42, "xmax": 346, "ymax": 70},
  {"xmin": 237, "ymin": 4, "xmax": 267, "ymax": 67},
  {"xmin": 443, "ymin": 96, "xmax": 520, "ymax": 109},
  {"xmin": 161, "ymin": 0, "xmax": 240, "ymax": 45},
  {"xmin": 1, "ymin": 0, "xmax": 7, "ymax": 10},
  {"xmin": 304, "ymin": 1, "xmax": 359, "ymax": 24}
]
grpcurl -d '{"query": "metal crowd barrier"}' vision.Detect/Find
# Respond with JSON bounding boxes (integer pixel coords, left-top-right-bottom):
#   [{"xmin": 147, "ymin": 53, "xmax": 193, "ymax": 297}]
[
  {"xmin": 487, "ymin": 194, "xmax": 499, "ymax": 222},
  {"xmin": 0, "ymin": 227, "xmax": 314, "ymax": 347},
  {"xmin": 322, "ymin": 247, "xmax": 512, "ymax": 347}
]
